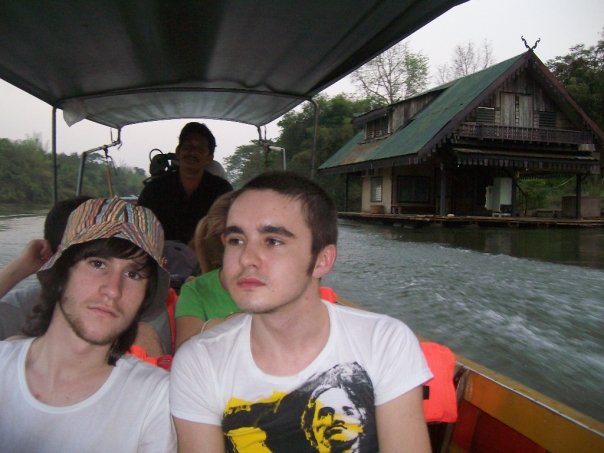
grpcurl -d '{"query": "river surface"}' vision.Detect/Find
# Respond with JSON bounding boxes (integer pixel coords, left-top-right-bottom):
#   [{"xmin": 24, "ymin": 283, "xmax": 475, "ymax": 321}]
[{"xmin": 1, "ymin": 207, "xmax": 603, "ymax": 422}]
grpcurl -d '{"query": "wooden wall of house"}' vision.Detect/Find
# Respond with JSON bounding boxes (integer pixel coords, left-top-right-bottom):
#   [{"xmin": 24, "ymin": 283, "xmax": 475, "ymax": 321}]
[
  {"xmin": 390, "ymin": 162, "xmax": 436, "ymax": 214},
  {"xmin": 449, "ymin": 167, "xmax": 496, "ymax": 216},
  {"xmin": 466, "ymin": 69, "xmax": 576, "ymax": 130},
  {"xmin": 361, "ymin": 167, "xmax": 392, "ymax": 213}
]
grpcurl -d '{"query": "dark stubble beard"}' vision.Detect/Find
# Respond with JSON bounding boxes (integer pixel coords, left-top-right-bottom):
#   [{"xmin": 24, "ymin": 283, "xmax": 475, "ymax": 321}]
[{"xmin": 57, "ymin": 296, "xmax": 131, "ymax": 346}]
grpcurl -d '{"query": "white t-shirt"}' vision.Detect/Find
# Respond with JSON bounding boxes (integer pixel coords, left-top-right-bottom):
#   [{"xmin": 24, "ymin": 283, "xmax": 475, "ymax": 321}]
[
  {"xmin": 171, "ymin": 301, "xmax": 431, "ymax": 452},
  {"xmin": 0, "ymin": 338, "xmax": 176, "ymax": 453}
]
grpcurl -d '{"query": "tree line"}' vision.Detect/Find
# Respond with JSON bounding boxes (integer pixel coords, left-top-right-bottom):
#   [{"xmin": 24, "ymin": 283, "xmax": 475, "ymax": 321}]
[{"xmin": 0, "ymin": 137, "xmax": 146, "ymax": 204}]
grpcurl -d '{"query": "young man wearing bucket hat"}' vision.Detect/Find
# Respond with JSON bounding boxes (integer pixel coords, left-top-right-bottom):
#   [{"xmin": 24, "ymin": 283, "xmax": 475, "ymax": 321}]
[{"xmin": 0, "ymin": 198, "xmax": 176, "ymax": 452}]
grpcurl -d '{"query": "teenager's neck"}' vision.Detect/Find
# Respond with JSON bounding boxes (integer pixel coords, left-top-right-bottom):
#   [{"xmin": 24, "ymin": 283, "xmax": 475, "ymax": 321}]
[
  {"xmin": 29, "ymin": 323, "xmax": 112, "ymax": 377},
  {"xmin": 250, "ymin": 293, "xmax": 330, "ymax": 376},
  {"xmin": 25, "ymin": 325, "xmax": 114, "ymax": 406}
]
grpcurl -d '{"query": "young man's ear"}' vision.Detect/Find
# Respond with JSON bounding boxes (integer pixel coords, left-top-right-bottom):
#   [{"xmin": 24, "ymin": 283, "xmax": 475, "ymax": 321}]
[{"xmin": 312, "ymin": 244, "xmax": 336, "ymax": 279}]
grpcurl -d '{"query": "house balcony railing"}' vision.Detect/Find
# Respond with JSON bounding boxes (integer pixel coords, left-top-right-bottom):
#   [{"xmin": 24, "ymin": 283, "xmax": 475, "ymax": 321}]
[{"xmin": 457, "ymin": 123, "xmax": 593, "ymax": 145}]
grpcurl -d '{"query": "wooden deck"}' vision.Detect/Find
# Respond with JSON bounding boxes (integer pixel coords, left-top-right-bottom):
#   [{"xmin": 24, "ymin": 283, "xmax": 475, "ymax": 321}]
[{"xmin": 338, "ymin": 212, "xmax": 604, "ymax": 228}]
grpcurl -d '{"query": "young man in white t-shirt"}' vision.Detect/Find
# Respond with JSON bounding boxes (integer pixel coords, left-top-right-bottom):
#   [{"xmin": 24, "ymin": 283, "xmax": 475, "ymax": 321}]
[
  {"xmin": 171, "ymin": 171, "xmax": 432, "ymax": 452},
  {"xmin": 0, "ymin": 198, "xmax": 176, "ymax": 452}
]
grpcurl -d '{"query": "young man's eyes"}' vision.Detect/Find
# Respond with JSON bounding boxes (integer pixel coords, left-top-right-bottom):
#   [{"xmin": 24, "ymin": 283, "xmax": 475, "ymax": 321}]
[
  {"xmin": 85, "ymin": 257, "xmax": 148, "ymax": 280},
  {"xmin": 265, "ymin": 237, "xmax": 283, "ymax": 247},
  {"xmin": 87, "ymin": 258, "xmax": 106, "ymax": 269},
  {"xmin": 224, "ymin": 236, "xmax": 284, "ymax": 247},
  {"xmin": 225, "ymin": 236, "xmax": 243, "ymax": 246},
  {"xmin": 125, "ymin": 270, "xmax": 145, "ymax": 281}
]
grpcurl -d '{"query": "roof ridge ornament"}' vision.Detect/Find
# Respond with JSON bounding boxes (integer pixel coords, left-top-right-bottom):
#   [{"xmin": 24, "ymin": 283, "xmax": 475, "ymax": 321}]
[{"xmin": 521, "ymin": 36, "xmax": 541, "ymax": 51}]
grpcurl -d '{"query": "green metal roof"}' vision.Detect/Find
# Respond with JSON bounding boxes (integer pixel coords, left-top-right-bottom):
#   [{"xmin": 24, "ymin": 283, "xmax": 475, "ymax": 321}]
[{"xmin": 320, "ymin": 53, "xmax": 527, "ymax": 171}]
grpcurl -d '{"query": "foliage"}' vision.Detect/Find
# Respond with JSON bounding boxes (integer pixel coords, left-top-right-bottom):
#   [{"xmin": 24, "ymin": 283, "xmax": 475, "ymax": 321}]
[
  {"xmin": 546, "ymin": 28, "xmax": 604, "ymax": 129},
  {"xmin": 435, "ymin": 40, "xmax": 494, "ymax": 84},
  {"xmin": 351, "ymin": 42, "xmax": 429, "ymax": 104},
  {"xmin": 223, "ymin": 94, "xmax": 373, "ymax": 210},
  {"xmin": 517, "ymin": 175, "xmax": 603, "ymax": 211},
  {"xmin": 0, "ymin": 137, "xmax": 147, "ymax": 203},
  {"xmin": 224, "ymin": 141, "xmax": 281, "ymax": 189}
]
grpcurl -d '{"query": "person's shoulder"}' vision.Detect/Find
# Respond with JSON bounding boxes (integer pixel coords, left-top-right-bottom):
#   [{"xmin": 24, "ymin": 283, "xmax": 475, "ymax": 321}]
[
  {"xmin": 0, "ymin": 337, "xmax": 31, "ymax": 359},
  {"xmin": 179, "ymin": 313, "xmax": 247, "ymax": 352},
  {"xmin": 328, "ymin": 302, "xmax": 415, "ymax": 336},
  {"xmin": 116, "ymin": 355, "xmax": 170, "ymax": 386},
  {"xmin": 140, "ymin": 171, "xmax": 178, "ymax": 192},
  {"xmin": 202, "ymin": 171, "xmax": 233, "ymax": 190}
]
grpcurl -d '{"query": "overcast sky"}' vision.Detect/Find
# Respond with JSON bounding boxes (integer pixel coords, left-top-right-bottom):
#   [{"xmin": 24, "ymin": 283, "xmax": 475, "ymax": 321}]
[{"xmin": 1, "ymin": 0, "xmax": 602, "ymax": 172}]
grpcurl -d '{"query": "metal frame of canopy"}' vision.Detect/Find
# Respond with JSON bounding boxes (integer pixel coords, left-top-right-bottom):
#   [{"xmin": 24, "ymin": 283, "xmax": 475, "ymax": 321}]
[{"xmin": 0, "ymin": 0, "xmax": 467, "ymax": 200}]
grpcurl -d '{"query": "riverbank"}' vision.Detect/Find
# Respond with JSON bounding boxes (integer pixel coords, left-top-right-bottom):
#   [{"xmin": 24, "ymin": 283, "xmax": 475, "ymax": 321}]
[{"xmin": 339, "ymin": 211, "xmax": 604, "ymax": 228}]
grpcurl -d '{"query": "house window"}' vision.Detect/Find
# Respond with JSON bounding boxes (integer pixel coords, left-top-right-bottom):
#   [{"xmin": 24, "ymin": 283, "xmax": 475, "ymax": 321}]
[
  {"xmin": 476, "ymin": 107, "xmax": 495, "ymax": 123},
  {"xmin": 538, "ymin": 111, "xmax": 556, "ymax": 128},
  {"xmin": 365, "ymin": 116, "xmax": 389, "ymax": 140},
  {"xmin": 370, "ymin": 177, "xmax": 383, "ymax": 202},
  {"xmin": 397, "ymin": 176, "xmax": 430, "ymax": 203}
]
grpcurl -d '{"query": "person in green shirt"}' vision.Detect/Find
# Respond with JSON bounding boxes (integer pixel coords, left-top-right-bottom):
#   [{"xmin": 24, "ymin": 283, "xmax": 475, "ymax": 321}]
[{"xmin": 174, "ymin": 192, "xmax": 235, "ymax": 350}]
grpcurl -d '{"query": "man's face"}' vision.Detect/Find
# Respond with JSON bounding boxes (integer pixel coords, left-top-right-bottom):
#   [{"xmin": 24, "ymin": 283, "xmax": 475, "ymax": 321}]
[
  {"xmin": 222, "ymin": 189, "xmax": 321, "ymax": 314},
  {"xmin": 312, "ymin": 387, "xmax": 364, "ymax": 451},
  {"xmin": 58, "ymin": 256, "xmax": 149, "ymax": 345},
  {"xmin": 175, "ymin": 133, "xmax": 212, "ymax": 172}
]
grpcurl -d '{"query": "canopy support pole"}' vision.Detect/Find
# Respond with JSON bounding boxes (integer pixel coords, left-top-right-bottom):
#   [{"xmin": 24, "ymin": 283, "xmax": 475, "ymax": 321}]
[
  {"xmin": 52, "ymin": 108, "xmax": 58, "ymax": 204},
  {"xmin": 76, "ymin": 129, "xmax": 121, "ymax": 196},
  {"xmin": 310, "ymin": 99, "xmax": 320, "ymax": 180}
]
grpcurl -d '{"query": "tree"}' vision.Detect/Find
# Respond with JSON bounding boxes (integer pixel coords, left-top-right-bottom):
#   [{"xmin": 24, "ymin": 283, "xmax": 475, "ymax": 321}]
[
  {"xmin": 547, "ymin": 28, "xmax": 604, "ymax": 129},
  {"xmin": 435, "ymin": 40, "xmax": 494, "ymax": 84},
  {"xmin": 0, "ymin": 137, "xmax": 149, "ymax": 203},
  {"xmin": 351, "ymin": 41, "xmax": 429, "ymax": 105},
  {"xmin": 224, "ymin": 141, "xmax": 274, "ymax": 188},
  {"xmin": 223, "ymin": 94, "xmax": 374, "ymax": 209}
]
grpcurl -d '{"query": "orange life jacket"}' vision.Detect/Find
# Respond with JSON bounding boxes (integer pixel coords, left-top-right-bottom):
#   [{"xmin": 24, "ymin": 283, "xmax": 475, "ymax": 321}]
[
  {"xmin": 127, "ymin": 288, "xmax": 178, "ymax": 370},
  {"xmin": 420, "ymin": 342, "xmax": 458, "ymax": 423},
  {"xmin": 319, "ymin": 286, "xmax": 338, "ymax": 303}
]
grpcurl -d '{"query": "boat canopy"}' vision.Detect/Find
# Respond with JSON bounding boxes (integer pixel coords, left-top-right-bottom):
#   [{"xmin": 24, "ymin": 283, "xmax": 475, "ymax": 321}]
[{"xmin": 0, "ymin": 0, "xmax": 466, "ymax": 129}]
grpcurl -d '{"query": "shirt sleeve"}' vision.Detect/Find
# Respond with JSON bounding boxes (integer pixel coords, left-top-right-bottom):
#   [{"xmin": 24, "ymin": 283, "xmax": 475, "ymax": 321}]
[
  {"xmin": 170, "ymin": 338, "xmax": 223, "ymax": 425},
  {"xmin": 139, "ymin": 373, "xmax": 177, "ymax": 452},
  {"xmin": 371, "ymin": 317, "xmax": 433, "ymax": 406}
]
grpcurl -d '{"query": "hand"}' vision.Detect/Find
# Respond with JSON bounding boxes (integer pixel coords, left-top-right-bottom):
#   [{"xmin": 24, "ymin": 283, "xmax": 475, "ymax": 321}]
[
  {"xmin": 18, "ymin": 239, "xmax": 53, "ymax": 275},
  {"xmin": 0, "ymin": 239, "xmax": 53, "ymax": 298}
]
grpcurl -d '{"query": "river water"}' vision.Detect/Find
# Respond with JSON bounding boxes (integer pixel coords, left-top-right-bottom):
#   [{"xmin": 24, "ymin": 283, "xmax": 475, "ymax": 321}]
[{"xmin": 1, "ymin": 207, "xmax": 603, "ymax": 422}]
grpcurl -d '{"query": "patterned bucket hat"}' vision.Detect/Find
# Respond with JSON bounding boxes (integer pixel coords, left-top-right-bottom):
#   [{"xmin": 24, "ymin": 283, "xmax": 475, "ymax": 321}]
[{"xmin": 38, "ymin": 198, "xmax": 170, "ymax": 320}]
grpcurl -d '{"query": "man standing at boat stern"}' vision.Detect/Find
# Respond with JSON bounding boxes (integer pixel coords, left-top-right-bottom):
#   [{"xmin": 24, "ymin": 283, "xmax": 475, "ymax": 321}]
[
  {"xmin": 0, "ymin": 198, "xmax": 176, "ymax": 452},
  {"xmin": 171, "ymin": 171, "xmax": 432, "ymax": 452},
  {"xmin": 138, "ymin": 122, "xmax": 233, "ymax": 245}
]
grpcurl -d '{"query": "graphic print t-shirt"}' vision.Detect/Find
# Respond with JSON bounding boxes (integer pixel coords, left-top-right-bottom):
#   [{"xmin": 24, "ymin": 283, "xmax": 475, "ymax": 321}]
[{"xmin": 170, "ymin": 302, "xmax": 432, "ymax": 452}]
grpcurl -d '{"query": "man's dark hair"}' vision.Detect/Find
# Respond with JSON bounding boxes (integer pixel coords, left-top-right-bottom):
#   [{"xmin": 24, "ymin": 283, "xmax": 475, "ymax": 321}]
[
  {"xmin": 178, "ymin": 122, "xmax": 216, "ymax": 155},
  {"xmin": 234, "ymin": 171, "xmax": 338, "ymax": 267},
  {"xmin": 25, "ymin": 238, "xmax": 158, "ymax": 366},
  {"xmin": 44, "ymin": 196, "xmax": 92, "ymax": 252}
]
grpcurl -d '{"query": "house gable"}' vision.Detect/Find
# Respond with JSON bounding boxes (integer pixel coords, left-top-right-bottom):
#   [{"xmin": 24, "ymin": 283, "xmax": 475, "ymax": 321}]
[
  {"xmin": 320, "ymin": 53, "xmax": 527, "ymax": 172},
  {"xmin": 320, "ymin": 51, "xmax": 603, "ymax": 175}
]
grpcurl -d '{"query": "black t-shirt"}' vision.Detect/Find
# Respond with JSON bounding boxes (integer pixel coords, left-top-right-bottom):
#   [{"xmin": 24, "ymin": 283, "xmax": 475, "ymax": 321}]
[{"xmin": 138, "ymin": 171, "xmax": 232, "ymax": 244}]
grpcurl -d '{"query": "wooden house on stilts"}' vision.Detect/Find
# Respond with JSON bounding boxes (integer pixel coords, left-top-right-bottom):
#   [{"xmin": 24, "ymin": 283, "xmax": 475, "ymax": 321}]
[{"xmin": 319, "ymin": 51, "xmax": 603, "ymax": 219}]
